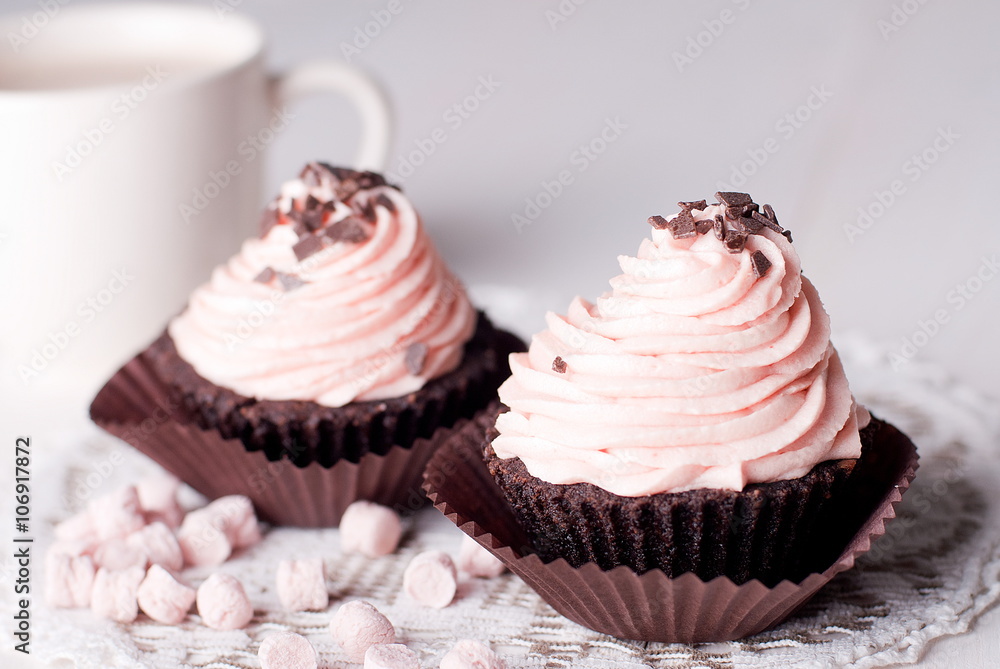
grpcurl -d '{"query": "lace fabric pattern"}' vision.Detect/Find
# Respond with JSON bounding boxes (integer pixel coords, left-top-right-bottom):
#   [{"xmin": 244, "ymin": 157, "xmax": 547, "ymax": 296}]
[{"xmin": 2, "ymin": 331, "xmax": 999, "ymax": 669}]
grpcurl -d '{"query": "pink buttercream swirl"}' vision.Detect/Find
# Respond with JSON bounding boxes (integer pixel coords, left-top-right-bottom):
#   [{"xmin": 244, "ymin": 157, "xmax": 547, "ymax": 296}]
[
  {"xmin": 492, "ymin": 202, "xmax": 862, "ymax": 497},
  {"xmin": 168, "ymin": 165, "xmax": 476, "ymax": 407}
]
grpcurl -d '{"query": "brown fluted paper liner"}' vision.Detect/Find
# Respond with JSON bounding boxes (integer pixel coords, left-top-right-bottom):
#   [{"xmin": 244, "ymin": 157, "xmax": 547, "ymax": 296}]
[
  {"xmin": 423, "ymin": 412, "xmax": 919, "ymax": 643},
  {"xmin": 90, "ymin": 351, "xmax": 446, "ymax": 527}
]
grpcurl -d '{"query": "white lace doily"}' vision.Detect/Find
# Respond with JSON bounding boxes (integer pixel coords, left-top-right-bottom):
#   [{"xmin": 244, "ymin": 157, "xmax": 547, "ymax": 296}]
[{"xmin": 2, "ymin": 331, "xmax": 999, "ymax": 669}]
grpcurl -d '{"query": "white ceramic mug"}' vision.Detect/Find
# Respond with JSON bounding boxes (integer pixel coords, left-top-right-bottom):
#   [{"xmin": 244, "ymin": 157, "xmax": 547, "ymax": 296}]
[{"xmin": 0, "ymin": 2, "xmax": 392, "ymax": 402}]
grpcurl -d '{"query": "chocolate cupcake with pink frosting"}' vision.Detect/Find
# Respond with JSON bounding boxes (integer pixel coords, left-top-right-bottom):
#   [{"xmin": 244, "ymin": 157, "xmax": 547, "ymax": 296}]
[
  {"xmin": 482, "ymin": 192, "xmax": 906, "ymax": 584},
  {"xmin": 425, "ymin": 191, "xmax": 917, "ymax": 642},
  {"xmin": 91, "ymin": 163, "xmax": 523, "ymax": 527}
]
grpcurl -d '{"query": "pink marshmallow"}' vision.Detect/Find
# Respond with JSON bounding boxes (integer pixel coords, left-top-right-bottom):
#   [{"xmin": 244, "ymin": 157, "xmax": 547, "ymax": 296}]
[
  {"xmin": 258, "ymin": 631, "xmax": 318, "ymax": 669},
  {"xmin": 340, "ymin": 501, "xmax": 403, "ymax": 558},
  {"xmin": 93, "ymin": 538, "xmax": 148, "ymax": 571},
  {"xmin": 178, "ymin": 495, "xmax": 261, "ymax": 566},
  {"xmin": 137, "ymin": 565, "xmax": 196, "ymax": 624},
  {"xmin": 91, "ymin": 566, "xmax": 145, "ymax": 622},
  {"xmin": 53, "ymin": 510, "xmax": 97, "ymax": 546},
  {"xmin": 457, "ymin": 536, "xmax": 506, "ymax": 579},
  {"xmin": 136, "ymin": 474, "xmax": 184, "ymax": 528},
  {"xmin": 440, "ymin": 640, "xmax": 507, "ymax": 669},
  {"xmin": 127, "ymin": 521, "xmax": 183, "ymax": 571},
  {"xmin": 276, "ymin": 558, "xmax": 328, "ymax": 612},
  {"xmin": 203, "ymin": 495, "xmax": 261, "ymax": 549},
  {"xmin": 47, "ymin": 539, "xmax": 95, "ymax": 558},
  {"xmin": 364, "ymin": 643, "xmax": 419, "ymax": 669},
  {"xmin": 177, "ymin": 511, "xmax": 232, "ymax": 567},
  {"xmin": 88, "ymin": 486, "xmax": 146, "ymax": 541},
  {"xmin": 329, "ymin": 600, "xmax": 396, "ymax": 662},
  {"xmin": 44, "ymin": 552, "xmax": 95, "ymax": 609},
  {"xmin": 403, "ymin": 551, "xmax": 457, "ymax": 609},
  {"xmin": 196, "ymin": 573, "xmax": 253, "ymax": 630}
]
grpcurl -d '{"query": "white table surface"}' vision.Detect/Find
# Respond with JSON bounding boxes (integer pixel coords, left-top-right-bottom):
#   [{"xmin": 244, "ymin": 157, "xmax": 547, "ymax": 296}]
[{"xmin": 1, "ymin": 0, "xmax": 998, "ymax": 667}]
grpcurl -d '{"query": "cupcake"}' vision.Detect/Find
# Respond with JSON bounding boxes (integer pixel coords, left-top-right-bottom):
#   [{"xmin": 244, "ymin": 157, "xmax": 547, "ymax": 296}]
[
  {"xmin": 424, "ymin": 191, "xmax": 917, "ymax": 642},
  {"xmin": 90, "ymin": 162, "xmax": 524, "ymax": 527}
]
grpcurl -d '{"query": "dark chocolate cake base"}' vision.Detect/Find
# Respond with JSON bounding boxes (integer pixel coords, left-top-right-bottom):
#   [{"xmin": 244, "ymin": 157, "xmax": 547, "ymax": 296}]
[
  {"xmin": 427, "ymin": 405, "xmax": 918, "ymax": 641},
  {"xmin": 485, "ymin": 408, "xmax": 887, "ymax": 586},
  {"xmin": 143, "ymin": 311, "xmax": 524, "ymax": 467}
]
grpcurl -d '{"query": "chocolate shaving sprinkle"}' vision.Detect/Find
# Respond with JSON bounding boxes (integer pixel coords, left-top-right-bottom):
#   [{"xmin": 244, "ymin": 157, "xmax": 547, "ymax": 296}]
[
  {"xmin": 355, "ymin": 172, "xmax": 386, "ymax": 190},
  {"xmin": 648, "ymin": 215, "xmax": 670, "ymax": 230},
  {"xmin": 724, "ymin": 205, "xmax": 746, "ymax": 221},
  {"xmin": 290, "ymin": 195, "xmax": 332, "ymax": 233},
  {"xmin": 744, "ymin": 212, "xmax": 767, "ymax": 233},
  {"xmin": 404, "ymin": 342, "xmax": 428, "ymax": 375},
  {"xmin": 326, "ymin": 217, "xmax": 370, "ymax": 244},
  {"xmin": 552, "ymin": 356, "xmax": 567, "ymax": 374},
  {"xmin": 259, "ymin": 163, "xmax": 405, "ymax": 257},
  {"xmin": 762, "ymin": 219, "xmax": 784, "ymax": 235},
  {"xmin": 321, "ymin": 164, "xmax": 390, "ymax": 190},
  {"xmin": 277, "ymin": 272, "xmax": 307, "ymax": 292},
  {"xmin": 294, "ymin": 163, "xmax": 398, "ymax": 208},
  {"xmin": 301, "ymin": 209, "xmax": 326, "ymax": 233},
  {"xmin": 253, "ymin": 267, "xmax": 276, "ymax": 284},
  {"xmin": 668, "ymin": 210, "xmax": 697, "ymax": 239},
  {"xmin": 334, "ymin": 179, "xmax": 359, "ymax": 202},
  {"xmin": 713, "ymin": 215, "xmax": 726, "ymax": 240},
  {"xmin": 656, "ymin": 193, "xmax": 792, "ymax": 260},
  {"xmin": 724, "ymin": 229, "xmax": 748, "ymax": 254},
  {"xmin": 715, "ymin": 191, "xmax": 752, "ymax": 207},
  {"xmin": 293, "ymin": 234, "xmax": 325, "ymax": 261},
  {"xmin": 751, "ymin": 250, "xmax": 772, "ymax": 278},
  {"xmin": 359, "ymin": 201, "xmax": 377, "ymax": 223},
  {"xmin": 753, "ymin": 210, "xmax": 783, "ymax": 234}
]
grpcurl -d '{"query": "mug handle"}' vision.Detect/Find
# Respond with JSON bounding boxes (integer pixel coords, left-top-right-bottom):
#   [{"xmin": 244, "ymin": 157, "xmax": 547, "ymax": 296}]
[{"xmin": 268, "ymin": 61, "xmax": 392, "ymax": 172}]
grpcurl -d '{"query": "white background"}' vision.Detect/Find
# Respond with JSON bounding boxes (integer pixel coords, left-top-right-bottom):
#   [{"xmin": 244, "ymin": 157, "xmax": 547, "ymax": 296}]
[{"xmin": 1, "ymin": 0, "xmax": 998, "ymax": 667}]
